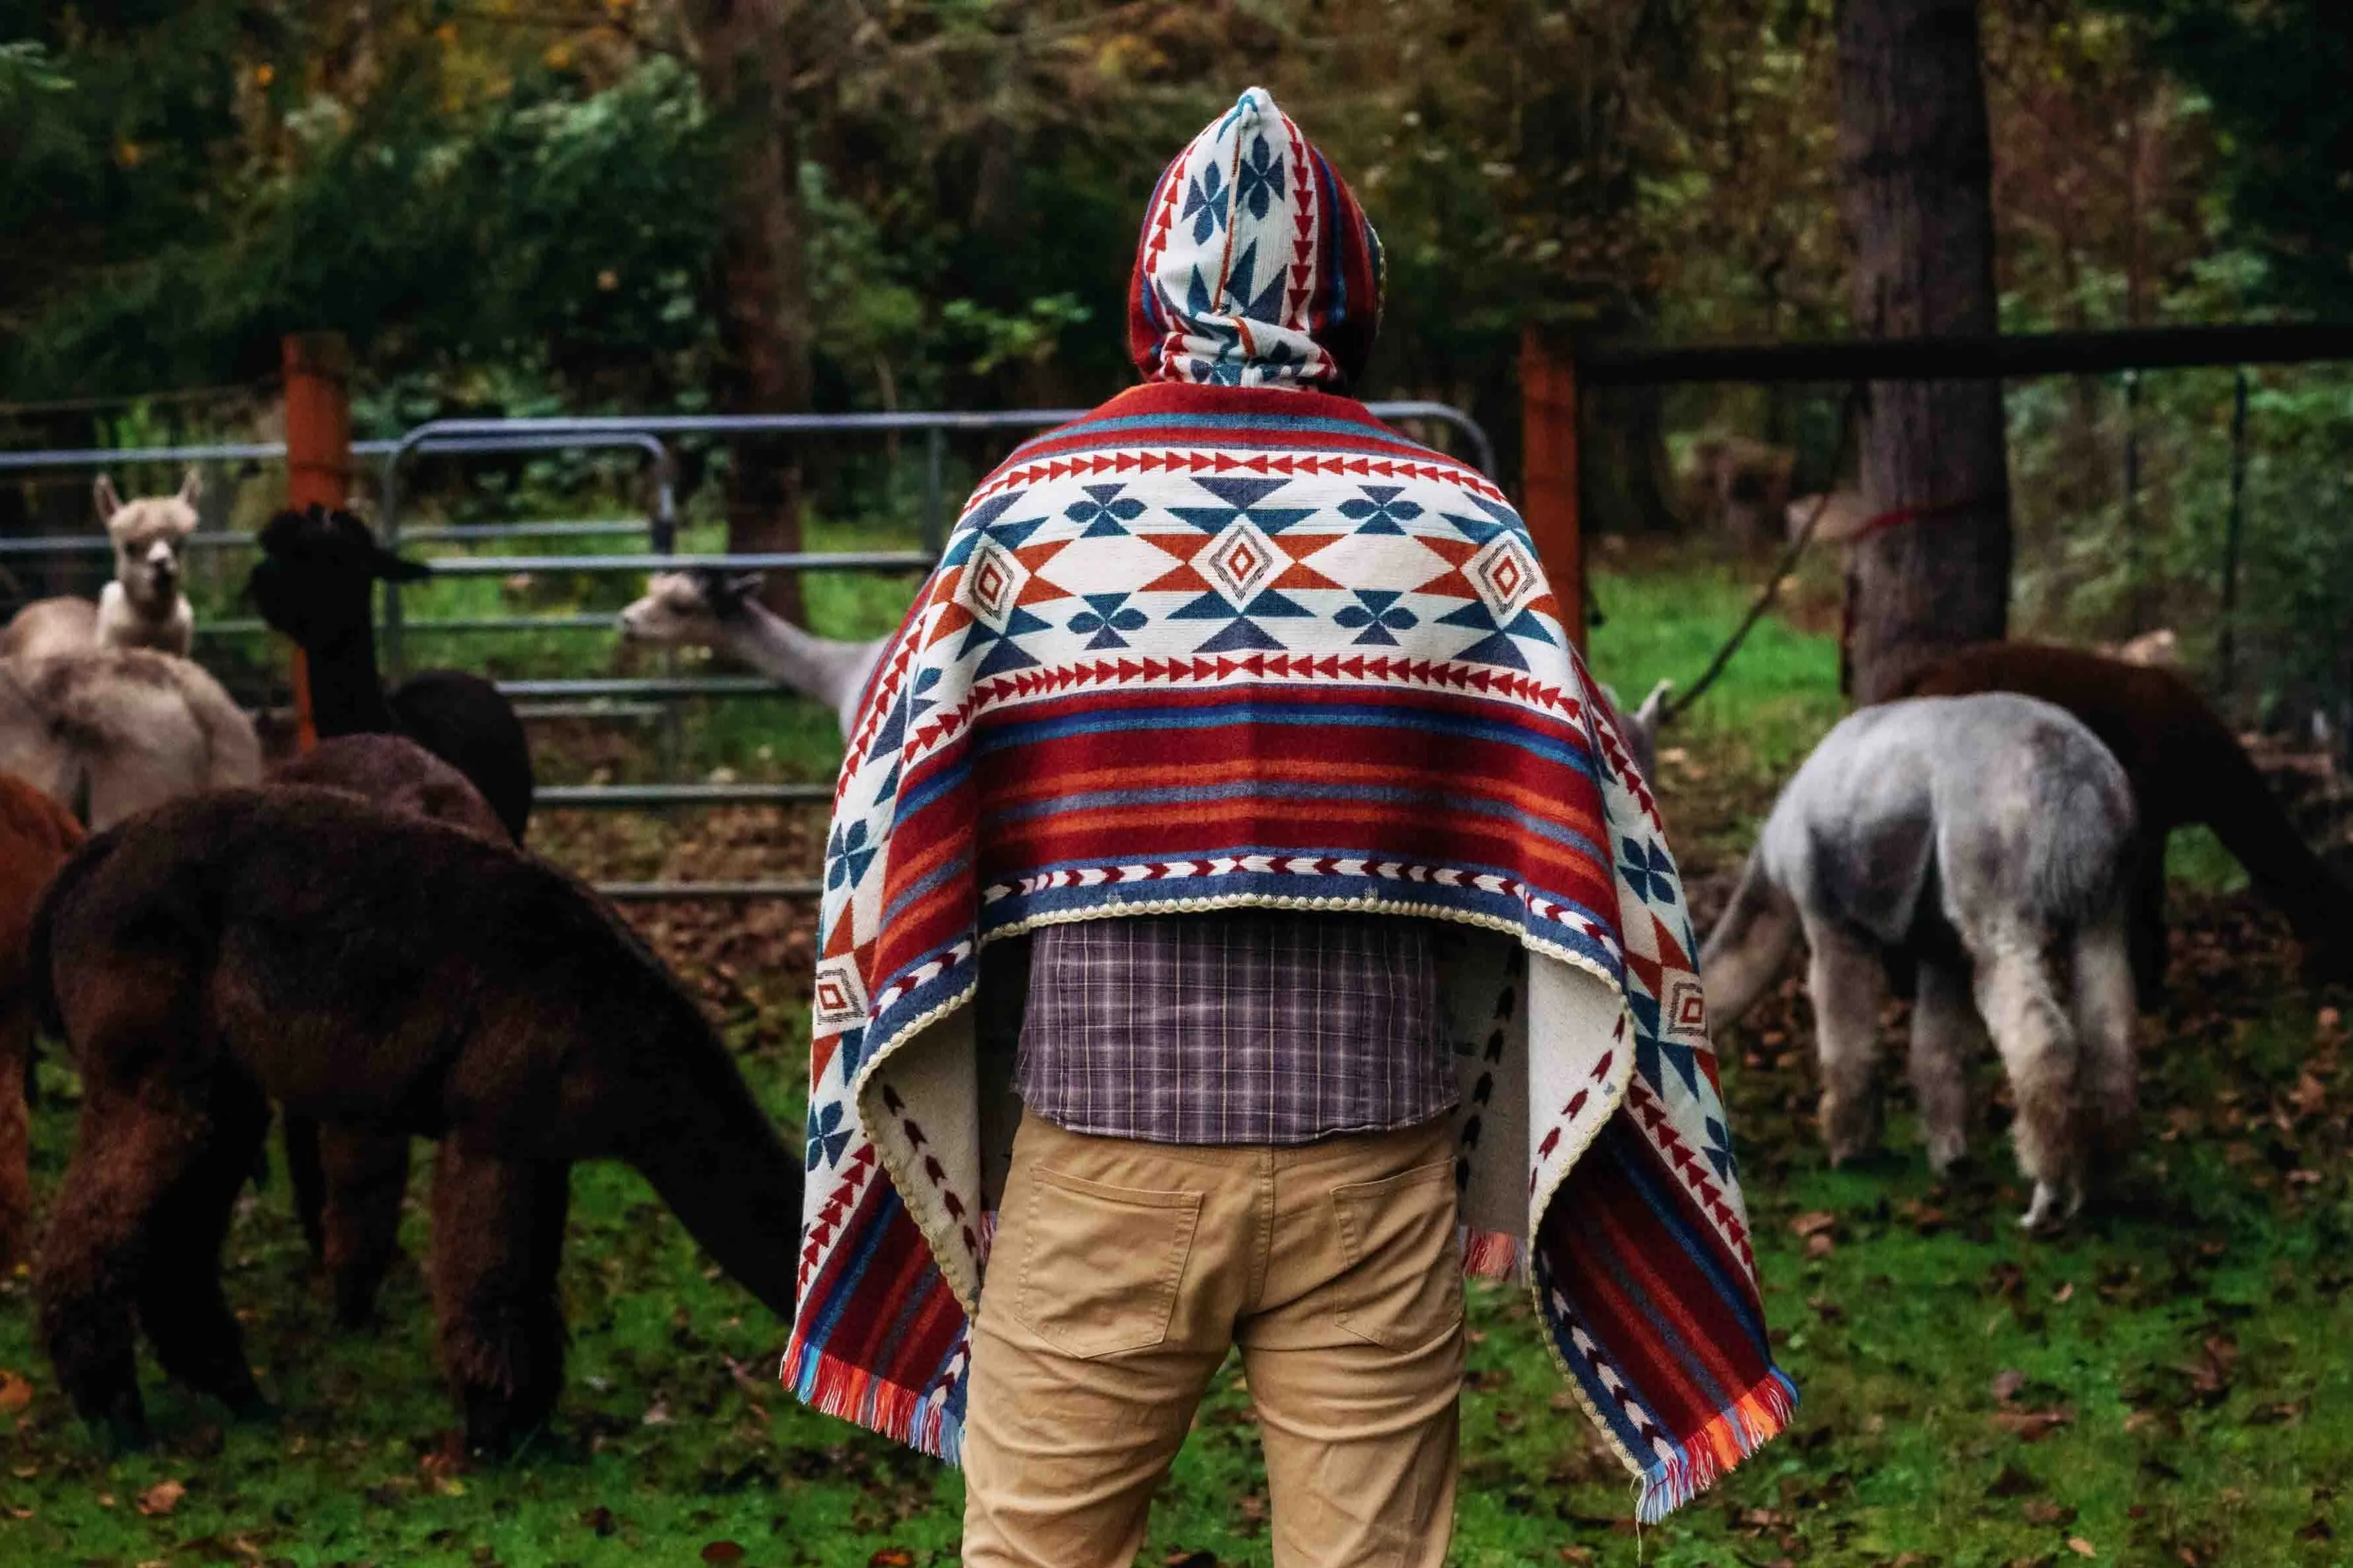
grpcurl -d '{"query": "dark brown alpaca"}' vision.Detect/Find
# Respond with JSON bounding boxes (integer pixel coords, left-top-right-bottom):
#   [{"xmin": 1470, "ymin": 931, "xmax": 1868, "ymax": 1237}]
[
  {"xmin": 268, "ymin": 736, "xmax": 506, "ymax": 1323},
  {"xmin": 1895, "ymin": 643, "xmax": 2353, "ymax": 995},
  {"xmin": 30, "ymin": 788, "xmax": 802, "ymax": 1453},
  {"xmin": 0, "ymin": 771, "xmax": 83, "ymax": 1269}
]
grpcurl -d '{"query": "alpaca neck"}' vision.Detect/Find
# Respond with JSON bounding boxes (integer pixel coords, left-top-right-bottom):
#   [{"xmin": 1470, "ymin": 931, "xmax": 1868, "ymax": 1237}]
[
  {"xmin": 301, "ymin": 621, "xmax": 399, "ymax": 738},
  {"xmin": 95, "ymin": 583, "xmax": 191, "ymax": 654},
  {"xmin": 618, "ymin": 1035, "xmax": 802, "ymax": 1319},
  {"xmin": 717, "ymin": 599, "xmax": 857, "ymax": 711}
]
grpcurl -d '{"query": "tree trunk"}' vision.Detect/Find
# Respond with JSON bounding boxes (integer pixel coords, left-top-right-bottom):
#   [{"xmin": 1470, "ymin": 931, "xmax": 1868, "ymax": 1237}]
[
  {"xmin": 1837, "ymin": 0, "xmax": 2012, "ymax": 701},
  {"xmin": 681, "ymin": 0, "xmax": 814, "ymax": 626}
]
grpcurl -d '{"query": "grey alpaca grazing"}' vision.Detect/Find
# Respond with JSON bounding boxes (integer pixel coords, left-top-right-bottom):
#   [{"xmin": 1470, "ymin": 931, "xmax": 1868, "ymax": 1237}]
[
  {"xmin": 1698, "ymin": 694, "xmax": 2140, "ymax": 1232},
  {"xmin": 1, "ymin": 474, "xmax": 201, "ymax": 661},
  {"xmin": 619, "ymin": 570, "xmax": 888, "ymax": 738}
]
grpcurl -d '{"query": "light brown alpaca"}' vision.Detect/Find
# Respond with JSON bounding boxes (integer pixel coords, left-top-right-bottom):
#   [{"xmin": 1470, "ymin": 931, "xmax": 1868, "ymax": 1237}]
[
  {"xmin": 1, "ymin": 473, "xmax": 201, "ymax": 661},
  {"xmin": 0, "ymin": 771, "xmax": 83, "ymax": 1269},
  {"xmin": 0, "ymin": 647, "xmax": 261, "ymax": 828}
]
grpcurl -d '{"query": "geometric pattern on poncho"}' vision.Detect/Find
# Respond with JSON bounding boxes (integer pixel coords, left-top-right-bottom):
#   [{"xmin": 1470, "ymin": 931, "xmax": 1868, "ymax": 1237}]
[{"xmin": 784, "ymin": 385, "xmax": 1794, "ymax": 1523}]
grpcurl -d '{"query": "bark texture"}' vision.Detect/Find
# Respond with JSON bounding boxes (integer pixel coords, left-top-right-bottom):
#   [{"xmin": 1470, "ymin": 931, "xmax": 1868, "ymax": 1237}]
[
  {"xmin": 682, "ymin": 0, "xmax": 815, "ymax": 624},
  {"xmin": 1837, "ymin": 0, "xmax": 2013, "ymax": 701}
]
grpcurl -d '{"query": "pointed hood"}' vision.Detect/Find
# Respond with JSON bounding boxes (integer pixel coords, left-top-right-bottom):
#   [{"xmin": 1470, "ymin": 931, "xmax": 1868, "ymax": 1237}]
[{"xmin": 1127, "ymin": 87, "xmax": 1385, "ymax": 393}]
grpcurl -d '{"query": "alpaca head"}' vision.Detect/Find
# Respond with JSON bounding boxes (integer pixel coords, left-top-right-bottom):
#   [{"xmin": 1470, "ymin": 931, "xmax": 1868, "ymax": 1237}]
[
  {"xmin": 246, "ymin": 505, "xmax": 430, "ymax": 650},
  {"xmin": 618, "ymin": 568, "xmax": 763, "ymax": 648},
  {"xmin": 1601, "ymin": 678, "xmax": 1671, "ymax": 787},
  {"xmin": 95, "ymin": 472, "xmax": 200, "ymax": 618}
]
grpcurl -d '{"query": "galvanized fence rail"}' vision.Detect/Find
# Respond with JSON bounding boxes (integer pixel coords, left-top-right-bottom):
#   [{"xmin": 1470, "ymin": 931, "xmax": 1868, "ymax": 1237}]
[{"xmin": 3, "ymin": 402, "xmax": 1495, "ymax": 901}]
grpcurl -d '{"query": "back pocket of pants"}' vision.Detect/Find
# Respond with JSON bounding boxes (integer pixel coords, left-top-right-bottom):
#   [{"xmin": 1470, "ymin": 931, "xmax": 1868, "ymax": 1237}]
[
  {"xmin": 1330, "ymin": 1158, "xmax": 1463, "ymax": 1351},
  {"xmin": 1013, "ymin": 1165, "xmax": 1203, "ymax": 1359}
]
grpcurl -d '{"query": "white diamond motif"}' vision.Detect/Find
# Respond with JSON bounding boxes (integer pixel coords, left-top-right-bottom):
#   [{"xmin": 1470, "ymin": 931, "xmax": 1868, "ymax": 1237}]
[
  {"xmin": 812, "ymin": 957, "xmax": 869, "ymax": 1028},
  {"xmin": 962, "ymin": 538, "xmax": 1029, "ymax": 629},
  {"xmin": 1468, "ymin": 533, "xmax": 1541, "ymax": 622},
  {"xmin": 1195, "ymin": 518, "xmax": 1289, "ymax": 605}
]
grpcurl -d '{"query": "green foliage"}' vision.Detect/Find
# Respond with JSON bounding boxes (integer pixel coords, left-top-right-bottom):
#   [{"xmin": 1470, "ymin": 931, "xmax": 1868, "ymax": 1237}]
[{"xmin": 2106, "ymin": 0, "xmax": 2353, "ymax": 319}]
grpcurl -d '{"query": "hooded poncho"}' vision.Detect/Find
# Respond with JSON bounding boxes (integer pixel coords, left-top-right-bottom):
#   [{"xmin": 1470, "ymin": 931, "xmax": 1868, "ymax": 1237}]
[{"xmin": 785, "ymin": 87, "xmax": 1794, "ymax": 1522}]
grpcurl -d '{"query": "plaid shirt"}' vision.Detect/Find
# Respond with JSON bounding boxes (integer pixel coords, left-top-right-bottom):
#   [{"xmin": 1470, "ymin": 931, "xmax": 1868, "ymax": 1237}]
[{"xmin": 1014, "ymin": 910, "xmax": 1455, "ymax": 1145}]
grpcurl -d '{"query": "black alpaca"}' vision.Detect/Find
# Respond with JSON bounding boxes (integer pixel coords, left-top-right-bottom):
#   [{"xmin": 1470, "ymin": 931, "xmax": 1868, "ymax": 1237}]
[
  {"xmin": 247, "ymin": 505, "xmax": 534, "ymax": 840},
  {"xmin": 247, "ymin": 505, "xmax": 538, "ymax": 1310}
]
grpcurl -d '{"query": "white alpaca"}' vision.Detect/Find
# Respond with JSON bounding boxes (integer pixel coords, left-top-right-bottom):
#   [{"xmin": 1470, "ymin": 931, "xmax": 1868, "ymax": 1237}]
[
  {"xmin": 619, "ymin": 570, "xmax": 889, "ymax": 739},
  {"xmin": 1698, "ymin": 694, "xmax": 2140, "ymax": 1232},
  {"xmin": 0, "ymin": 647, "xmax": 261, "ymax": 828},
  {"xmin": 1, "ymin": 473, "xmax": 200, "ymax": 661}
]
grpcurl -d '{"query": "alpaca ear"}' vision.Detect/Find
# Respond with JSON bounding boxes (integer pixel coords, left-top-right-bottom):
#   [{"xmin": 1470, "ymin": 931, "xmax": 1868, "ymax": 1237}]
[
  {"xmin": 93, "ymin": 475, "xmax": 123, "ymax": 522},
  {"xmin": 177, "ymin": 469, "xmax": 202, "ymax": 506}
]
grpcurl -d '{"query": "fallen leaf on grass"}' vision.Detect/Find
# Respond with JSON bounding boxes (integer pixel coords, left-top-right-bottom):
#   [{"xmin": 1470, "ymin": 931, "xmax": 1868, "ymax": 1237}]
[
  {"xmin": 2067, "ymin": 1538, "xmax": 2096, "ymax": 1558},
  {"xmin": 700, "ymin": 1545, "xmax": 745, "ymax": 1565},
  {"xmin": 2024, "ymin": 1501, "xmax": 2078, "ymax": 1526},
  {"xmin": 135, "ymin": 1479, "xmax": 185, "ymax": 1516},
  {"xmin": 1789, "ymin": 1210, "xmax": 1837, "ymax": 1238},
  {"xmin": 1991, "ymin": 1368, "xmax": 2026, "ymax": 1403},
  {"xmin": 1991, "ymin": 1407, "xmax": 2073, "ymax": 1441},
  {"xmin": 869, "ymin": 1552, "xmax": 915, "ymax": 1567},
  {"xmin": 1557, "ymin": 1549, "xmax": 1594, "ymax": 1565},
  {"xmin": 1805, "ymin": 1232, "xmax": 1835, "ymax": 1259},
  {"xmin": 0, "ymin": 1370, "xmax": 30, "ymax": 1413},
  {"xmin": 642, "ymin": 1394, "xmax": 675, "ymax": 1427}
]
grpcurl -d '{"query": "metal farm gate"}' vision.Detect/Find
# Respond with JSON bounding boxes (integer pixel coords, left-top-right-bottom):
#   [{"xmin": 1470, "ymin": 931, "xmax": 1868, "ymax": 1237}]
[{"xmin": 0, "ymin": 403, "xmax": 1495, "ymax": 902}]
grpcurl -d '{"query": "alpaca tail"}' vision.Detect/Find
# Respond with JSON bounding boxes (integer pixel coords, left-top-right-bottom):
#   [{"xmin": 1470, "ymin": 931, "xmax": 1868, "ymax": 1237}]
[
  {"xmin": 26, "ymin": 822, "xmax": 128, "ymax": 1044},
  {"xmin": 1698, "ymin": 849, "xmax": 1804, "ymax": 1030}
]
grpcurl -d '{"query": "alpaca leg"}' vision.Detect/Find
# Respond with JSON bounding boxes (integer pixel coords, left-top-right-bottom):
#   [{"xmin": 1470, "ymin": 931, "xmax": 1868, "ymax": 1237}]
[
  {"xmin": 1907, "ymin": 954, "xmax": 1980, "ymax": 1175},
  {"xmin": 431, "ymin": 1144, "xmax": 567, "ymax": 1455},
  {"xmin": 2071, "ymin": 911, "xmax": 2139, "ymax": 1175},
  {"xmin": 134, "ymin": 1076, "xmax": 272, "ymax": 1415},
  {"xmin": 1969, "ymin": 933, "xmax": 2083, "ymax": 1232},
  {"xmin": 320, "ymin": 1127, "xmax": 413, "ymax": 1328},
  {"xmin": 36, "ymin": 1089, "xmax": 217, "ymax": 1446},
  {"xmin": 0, "ymin": 995, "xmax": 32, "ymax": 1271},
  {"xmin": 1804, "ymin": 918, "xmax": 1886, "ymax": 1165},
  {"xmin": 284, "ymin": 1113, "xmax": 327, "ymax": 1261}
]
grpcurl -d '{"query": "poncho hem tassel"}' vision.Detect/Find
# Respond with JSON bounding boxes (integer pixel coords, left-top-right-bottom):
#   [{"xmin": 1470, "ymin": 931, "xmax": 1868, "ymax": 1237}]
[
  {"xmin": 1635, "ymin": 1368, "xmax": 1800, "ymax": 1524},
  {"xmin": 783, "ymin": 1342, "xmax": 967, "ymax": 1466}
]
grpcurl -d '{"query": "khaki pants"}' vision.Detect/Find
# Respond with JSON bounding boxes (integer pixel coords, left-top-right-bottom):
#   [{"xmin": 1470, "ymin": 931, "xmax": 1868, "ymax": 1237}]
[{"xmin": 963, "ymin": 1111, "xmax": 1464, "ymax": 1568}]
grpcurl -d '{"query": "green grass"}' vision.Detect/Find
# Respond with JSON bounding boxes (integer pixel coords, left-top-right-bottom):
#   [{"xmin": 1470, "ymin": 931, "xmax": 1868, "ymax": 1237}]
[
  {"xmin": 1585, "ymin": 559, "xmax": 1848, "ymax": 865},
  {"xmin": 3, "ymin": 556, "xmax": 2346, "ymax": 1565}
]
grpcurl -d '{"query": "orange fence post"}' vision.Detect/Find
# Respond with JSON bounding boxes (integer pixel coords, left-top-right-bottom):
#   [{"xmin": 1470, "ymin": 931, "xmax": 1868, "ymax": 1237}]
[
  {"xmin": 1519, "ymin": 324, "xmax": 1584, "ymax": 656},
  {"xmin": 280, "ymin": 333, "xmax": 352, "ymax": 752}
]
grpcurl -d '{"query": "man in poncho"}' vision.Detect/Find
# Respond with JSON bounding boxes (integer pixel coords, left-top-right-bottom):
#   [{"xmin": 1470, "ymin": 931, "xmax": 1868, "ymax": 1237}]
[{"xmin": 787, "ymin": 87, "xmax": 1793, "ymax": 1566}]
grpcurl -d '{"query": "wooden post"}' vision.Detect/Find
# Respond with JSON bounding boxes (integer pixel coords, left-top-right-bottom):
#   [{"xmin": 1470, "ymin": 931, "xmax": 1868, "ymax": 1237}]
[
  {"xmin": 282, "ymin": 333, "xmax": 352, "ymax": 752},
  {"xmin": 1520, "ymin": 324, "xmax": 1585, "ymax": 655}
]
